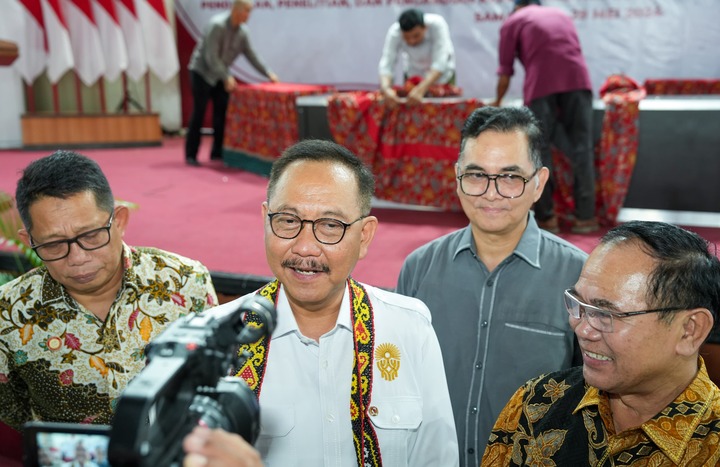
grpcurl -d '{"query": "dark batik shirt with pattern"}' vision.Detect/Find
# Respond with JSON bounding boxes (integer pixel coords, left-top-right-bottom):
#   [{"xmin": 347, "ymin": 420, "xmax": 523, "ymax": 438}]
[
  {"xmin": 482, "ymin": 359, "xmax": 720, "ymax": 466},
  {"xmin": 0, "ymin": 243, "xmax": 217, "ymax": 430}
]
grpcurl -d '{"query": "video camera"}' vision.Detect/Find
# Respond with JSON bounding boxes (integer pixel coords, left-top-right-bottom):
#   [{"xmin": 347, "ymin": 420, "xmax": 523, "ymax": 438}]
[{"xmin": 23, "ymin": 295, "xmax": 276, "ymax": 467}]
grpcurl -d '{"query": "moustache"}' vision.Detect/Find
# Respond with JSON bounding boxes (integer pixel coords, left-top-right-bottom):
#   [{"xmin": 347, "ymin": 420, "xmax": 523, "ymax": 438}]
[{"xmin": 282, "ymin": 258, "xmax": 330, "ymax": 273}]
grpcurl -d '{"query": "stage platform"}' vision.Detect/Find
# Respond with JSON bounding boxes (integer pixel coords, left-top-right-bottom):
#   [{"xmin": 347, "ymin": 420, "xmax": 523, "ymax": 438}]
[{"xmin": 295, "ymin": 94, "xmax": 720, "ymax": 220}]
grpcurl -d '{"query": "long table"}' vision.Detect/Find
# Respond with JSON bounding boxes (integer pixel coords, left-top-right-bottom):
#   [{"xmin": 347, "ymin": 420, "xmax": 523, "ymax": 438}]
[
  {"xmin": 327, "ymin": 92, "xmax": 478, "ymax": 211},
  {"xmin": 295, "ymin": 93, "xmax": 720, "ymax": 221},
  {"xmin": 223, "ymin": 82, "xmax": 335, "ymax": 172},
  {"xmin": 222, "ymin": 83, "xmax": 720, "ymax": 222},
  {"xmin": 323, "ymin": 87, "xmax": 647, "ymax": 225}
]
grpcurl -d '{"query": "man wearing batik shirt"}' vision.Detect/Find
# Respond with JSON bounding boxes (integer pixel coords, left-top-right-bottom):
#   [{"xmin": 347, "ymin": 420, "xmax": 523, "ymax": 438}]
[
  {"xmin": 482, "ymin": 221, "xmax": 720, "ymax": 465},
  {"xmin": 0, "ymin": 151, "xmax": 217, "ymax": 431}
]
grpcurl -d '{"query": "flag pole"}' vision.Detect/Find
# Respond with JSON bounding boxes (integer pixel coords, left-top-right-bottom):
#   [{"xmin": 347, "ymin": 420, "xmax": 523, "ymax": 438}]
[
  {"xmin": 74, "ymin": 75, "xmax": 83, "ymax": 114},
  {"xmin": 144, "ymin": 71, "xmax": 152, "ymax": 112},
  {"xmin": 25, "ymin": 82, "xmax": 36, "ymax": 113},
  {"xmin": 52, "ymin": 83, "xmax": 60, "ymax": 114},
  {"xmin": 122, "ymin": 73, "xmax": 129, "ymax": 112},
  {"xmin": 99, "ymin": 79, "xmax": 107, "ymax": 114}
]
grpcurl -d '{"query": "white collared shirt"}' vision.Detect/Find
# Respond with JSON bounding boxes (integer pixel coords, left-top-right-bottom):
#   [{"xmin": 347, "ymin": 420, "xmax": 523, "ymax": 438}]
[
  {"xmin": 231, "ymin": 281, "xmax": 458, "ymax": 467},
  {"xmin": 378, "ymin": 13, "xmax": 456, "ymax": 84}
]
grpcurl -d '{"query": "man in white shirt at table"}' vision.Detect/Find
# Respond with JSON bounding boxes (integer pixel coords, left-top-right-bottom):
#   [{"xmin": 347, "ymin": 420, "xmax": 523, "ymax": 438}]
[{"xmin": 378, "ymin": 8, "xmax": 456, "ymax": 106}]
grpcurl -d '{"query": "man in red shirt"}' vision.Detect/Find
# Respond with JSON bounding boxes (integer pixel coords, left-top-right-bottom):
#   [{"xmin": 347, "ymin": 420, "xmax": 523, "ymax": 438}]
[{"xmin": 493, "ymin": 0, "xmax": 597, "ymax": 234}]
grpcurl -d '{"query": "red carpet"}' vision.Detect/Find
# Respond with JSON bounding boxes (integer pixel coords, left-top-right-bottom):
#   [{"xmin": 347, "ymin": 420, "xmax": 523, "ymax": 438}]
[
  {"xmin": 1, "ymin": 137, "xmax": 719, "ymax": 289},
  {"xmin": 1, "ymin": 137, "xmax": 720, "ymax": 463}
]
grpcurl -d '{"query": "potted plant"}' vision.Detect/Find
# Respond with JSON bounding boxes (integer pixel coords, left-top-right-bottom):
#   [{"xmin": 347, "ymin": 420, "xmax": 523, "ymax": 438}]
[{"xmin": 0, "ymin": 190, "xmax": 42, "ymax": 285}]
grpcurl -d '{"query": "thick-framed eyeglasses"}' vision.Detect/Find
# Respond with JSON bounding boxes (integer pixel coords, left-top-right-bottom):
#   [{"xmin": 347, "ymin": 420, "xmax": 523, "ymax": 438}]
[
  {"xmin": 267, "ymin": 211, "xmax": 365, "ymax": 245},
  {"xmin": 30, "ymin": 212, "xmax": 115, "ymax": 262},
  {"xmin": 457, "ymin": 170, "xmax": 538, "ymax": 198},
  {"xmin": 564, "ymin": 289, "xmax": 685, "ymax": 333}
]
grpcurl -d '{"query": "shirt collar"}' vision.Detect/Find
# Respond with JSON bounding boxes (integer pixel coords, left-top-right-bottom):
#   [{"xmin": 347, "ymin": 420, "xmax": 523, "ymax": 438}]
[
  {"xmin": 120, "ymin": 243, "xmax": 137, "ymax": 284},
  {"xmin": 272, "ymin": 281, "xmax": 353, "ymax": 339},
  {"xmin": 452, "ymin": 214, "xmax": 542, "ymax": 269},
  {"xmin": 224, "ymin": 11, "xmax": 239, "ymax": 31},
  {"xmin": 573, "ymin": 357, "xmax": 718, "ymax": 464}
]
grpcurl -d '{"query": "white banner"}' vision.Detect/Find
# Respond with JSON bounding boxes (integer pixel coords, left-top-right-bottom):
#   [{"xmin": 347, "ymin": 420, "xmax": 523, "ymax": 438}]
[{"xmin": 174, "ymin": 0, "xmax": 720, "ymax": 100}]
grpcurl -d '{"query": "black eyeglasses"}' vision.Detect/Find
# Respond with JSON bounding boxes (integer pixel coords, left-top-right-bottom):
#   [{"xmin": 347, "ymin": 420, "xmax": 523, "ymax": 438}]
[
  {"xmin": 564, "ymin": 289, "xmax": 686, "ymax": 333},
  {"xmin": 30, "ymin": 212, "xmax": 115, "ymax": 262},
  {"xmin": 267, "ymin": 211, "xmax": 365, "ymax": 245},
  {"xmin": 457, "ymin": 170, "xmax": 538, "ymax": 199}
]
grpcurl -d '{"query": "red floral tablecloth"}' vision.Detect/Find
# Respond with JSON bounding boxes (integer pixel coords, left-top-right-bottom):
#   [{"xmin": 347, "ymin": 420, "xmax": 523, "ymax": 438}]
[
  {"xmin": 225, "ymin": 82, "xmax": 335, "ymax": 159},
  {"xmin": 552, "ymin": 75, "xmax": 646, "ymax": 226},
  {"xmin": 644, "ymin": 79, "xmax": 720, "ymax": 95},
  {"xmin": 328, "ymin": 91, "xmax": 480, "ymax": 210},
  {"xmin": 328, "ymin": 78, "xmax": 646, "ymax": 223}
]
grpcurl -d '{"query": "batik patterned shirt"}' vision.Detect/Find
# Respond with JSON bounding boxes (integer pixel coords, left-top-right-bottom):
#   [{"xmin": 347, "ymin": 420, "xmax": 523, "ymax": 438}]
[
  {"xmin": 482, "ymin": 359, "xmax": 720, "ymax": 466},
  {"xmin": 0, "ymin": 244, "xmax": 217, "ymax": 430}
]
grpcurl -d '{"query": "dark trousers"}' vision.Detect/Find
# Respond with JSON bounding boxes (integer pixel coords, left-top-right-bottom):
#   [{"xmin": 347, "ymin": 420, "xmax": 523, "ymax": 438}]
[
  {"xmin": 185, "ymin": 71, "xmax": 230, "ymax": 161},
  {"xmin": 529, "ymin": 90, "xmax": 595, "ymax": 221}
]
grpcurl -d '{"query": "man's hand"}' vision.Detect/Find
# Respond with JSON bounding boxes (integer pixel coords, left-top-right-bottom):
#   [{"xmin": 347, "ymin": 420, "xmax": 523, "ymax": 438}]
[
  {"xmin": 381, "ymin": 87, "xmax": 402, "ymax": 108},
  {"xmin": 183, "ymin": 426, "xmax": 264, "ymax": 467},
  {"xmin": 267, "ymin": 72, "xmax": 280, "ymax": 83},
  {"xmin": 493, "ymin": 74, "xmax": 511, "ymax": 108},
  {"xmin": 406, "ymin": 84, "xmax": 428, "ymax": 105},
  {"xmin": 224, "ymin": 76, "xmax": 237, "ymax": 92}
]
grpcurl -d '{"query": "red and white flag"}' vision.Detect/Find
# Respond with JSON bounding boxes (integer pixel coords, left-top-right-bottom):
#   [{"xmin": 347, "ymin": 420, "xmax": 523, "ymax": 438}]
[
  {"xmin": 136, "ymin": 0, "xmax": 179, "ymax": 83},
  {"xmin": 16, "ymin": 0, "xmax": 47, "ymax": 84},
  {"xmin": 41, "ymin": 0, "xmax": 74, "ymax": 84},
  {"xmin": 92, "ymin": 0, "xmax": 128, "ymax": 81},
  {"xmin": 114, "ymin": 0, "xmax": 146, "ymax": 81},
  {"xmin": 63, "ymin": 0, "xmax": 105, "ymax": 86}
]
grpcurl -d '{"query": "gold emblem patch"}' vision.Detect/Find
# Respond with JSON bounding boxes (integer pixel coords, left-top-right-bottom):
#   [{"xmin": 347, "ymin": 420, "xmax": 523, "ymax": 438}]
[{"xmin": 375, "ymin": 343, "xmax": 401, "ymax": 381}]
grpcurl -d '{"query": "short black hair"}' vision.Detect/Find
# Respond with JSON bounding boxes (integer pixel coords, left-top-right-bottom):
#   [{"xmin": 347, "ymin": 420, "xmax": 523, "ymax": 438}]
[
  {"xmin": 267, "ymin": 140, "xmax": 375, "ymax": 216},
  {"xmin": 399, "ymin": 9, "xmax": 425, "ymax": 32},
  {"xmin": 15, "ymin": 150, "xmax": 115, "ymax": 232},
  {"xmin": 459, "ymin": 106, "xmax": 544, "ymax": 169},
  {"xmin": 601, "ymin": 221, "xmax": 720, "ymax": 324},
  {"xmin": 514, "ymin": 0, "xmax": 541, "ymax": 6}
]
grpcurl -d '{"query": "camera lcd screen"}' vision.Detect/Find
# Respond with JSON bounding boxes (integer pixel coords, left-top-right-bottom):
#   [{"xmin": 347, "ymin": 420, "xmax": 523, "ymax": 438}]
[{"xmin": 23, "ymin": 422, "xmax": 111, "ymax": 467}]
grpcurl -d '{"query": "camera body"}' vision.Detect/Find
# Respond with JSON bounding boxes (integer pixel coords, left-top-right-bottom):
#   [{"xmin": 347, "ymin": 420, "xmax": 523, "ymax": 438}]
[{"xmin": 23, "ymin": 295, "xmax": 275, "ymax": 467}]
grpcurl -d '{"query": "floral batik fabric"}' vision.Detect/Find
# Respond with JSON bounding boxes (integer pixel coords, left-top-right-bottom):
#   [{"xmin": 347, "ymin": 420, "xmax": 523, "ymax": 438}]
[
  {"xmin": 0, "ymin": 243, "xmax": 217, "ymax": 430},
  {"xmin": 483, "ymin": 359, "xmax": 720, "ymax": 466}
]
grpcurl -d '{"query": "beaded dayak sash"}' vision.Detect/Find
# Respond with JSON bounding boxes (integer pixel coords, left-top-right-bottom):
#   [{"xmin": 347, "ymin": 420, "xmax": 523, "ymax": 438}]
[{"xmin": 235, "ymin": 278, "xmax": 382, "ymax": 467}]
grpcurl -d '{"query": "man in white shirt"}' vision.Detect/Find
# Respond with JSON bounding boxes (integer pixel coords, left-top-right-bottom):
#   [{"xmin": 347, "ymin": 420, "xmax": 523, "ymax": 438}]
[
  {"xmin": 213, "ymin": 139, "xmax": 458, "ymax": 466},
  {"xmin": 378, "ymin": 9, "xmax": 456, "ymax": 105}
]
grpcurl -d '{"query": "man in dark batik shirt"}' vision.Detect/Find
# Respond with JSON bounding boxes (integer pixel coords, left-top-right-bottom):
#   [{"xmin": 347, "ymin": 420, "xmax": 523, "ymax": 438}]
[{"xmin": 483, "ymin": 221, "xmax": 720, "ymax": 466}]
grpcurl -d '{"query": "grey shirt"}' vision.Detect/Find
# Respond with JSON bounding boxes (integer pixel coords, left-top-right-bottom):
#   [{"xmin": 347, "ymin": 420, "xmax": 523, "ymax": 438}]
[
  {"xmin": 188, "ymin": 11, "xmax": 272, "ymax": 86},
  {"xmin": 396, "ymin": 215, "xmax": 586, "ymax": 467}
]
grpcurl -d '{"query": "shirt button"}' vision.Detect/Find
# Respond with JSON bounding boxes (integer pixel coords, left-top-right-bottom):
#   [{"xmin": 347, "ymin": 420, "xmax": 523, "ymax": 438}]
[
  {"xmin": 321, "ymin": 360, "xmax": 328, "ymax": 369},
  {"xmin": 481, "ymin": 321, "xmax": 488, "ymax": 328},
  {"xmin": 369, "ymin": 406, "xmax": 379, "ymax": 416},
  {"xmin": 475, "ymin": 363, "xmax": 483, "ymax": 370},
  {"xmin": 468, "ymin": 448, "xmax": 475, "ymax": 454},
  {"xmin": 470, "ymin": 407, "xmax": 478, "ymax": 414},
  {"xmin": 327, "ymin": 413, "xmax": 335, "ymax": 422},
  {"xmin": 486, "ymin": 279, "xmax": 493, "ymax": 287},
  {"xmin": 391, "ymin": 415, "xmax": 400, "ymax": 424}
]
